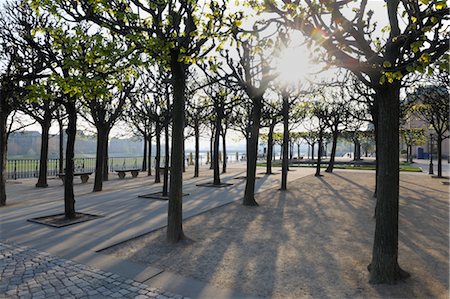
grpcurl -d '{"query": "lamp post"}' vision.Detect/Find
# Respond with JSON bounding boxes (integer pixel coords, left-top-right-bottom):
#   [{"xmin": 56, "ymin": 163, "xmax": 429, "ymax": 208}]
[{"xmin": 429, "ymin": 133, "xmax": 434, "ymax": 175}]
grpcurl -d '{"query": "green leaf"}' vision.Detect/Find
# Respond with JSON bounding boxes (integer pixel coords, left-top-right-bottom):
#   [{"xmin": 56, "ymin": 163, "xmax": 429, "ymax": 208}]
[
  {"xmin": 383, "ymin": 60, "xmax": 392, "ymax": 68},
  {"xmin": 436, "ymin": 1, "xmax": 447, "ymax": 10}
]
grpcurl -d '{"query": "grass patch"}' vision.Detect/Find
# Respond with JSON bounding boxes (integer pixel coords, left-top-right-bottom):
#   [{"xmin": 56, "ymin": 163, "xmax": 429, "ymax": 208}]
[{"xmin": 257, "ymin": 162, "xmax": 422, "ymax": 172}]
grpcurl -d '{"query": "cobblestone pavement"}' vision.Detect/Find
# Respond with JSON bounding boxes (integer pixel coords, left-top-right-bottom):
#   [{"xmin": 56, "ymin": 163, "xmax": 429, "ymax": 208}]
[{"xmin": 0, "ymin": 243, "xmax": 188, "ymax": 299}]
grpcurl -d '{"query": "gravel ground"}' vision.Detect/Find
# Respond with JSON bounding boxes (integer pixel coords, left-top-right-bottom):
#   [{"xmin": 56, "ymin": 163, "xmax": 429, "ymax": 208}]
[{"xmin": 104, "ymin": 171, "xmax": 449, "ymax": 299}]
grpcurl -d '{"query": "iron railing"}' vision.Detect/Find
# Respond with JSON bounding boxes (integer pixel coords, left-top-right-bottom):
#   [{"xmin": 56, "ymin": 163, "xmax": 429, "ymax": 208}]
[{"xmin": 5, "ymin": 152, "xmax": 245, "ymax": 180}]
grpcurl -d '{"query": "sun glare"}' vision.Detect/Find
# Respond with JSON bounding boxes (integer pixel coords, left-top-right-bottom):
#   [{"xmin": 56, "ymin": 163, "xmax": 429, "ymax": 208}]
[{"xmin": 275, "ymin": 47, "xmax": 315, "ymax": 87}]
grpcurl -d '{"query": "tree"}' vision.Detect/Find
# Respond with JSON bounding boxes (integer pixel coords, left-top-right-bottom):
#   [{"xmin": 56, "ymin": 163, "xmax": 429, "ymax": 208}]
[
  {"xmin": 347, "ymin": 74, "xmax": 379, "ymax": 197},
  {"xmin": 186, "ymin": 99, "xmax": 207, "ymax": 178},
  {"xmin": 56, "ymin": 107, "xmax": 67, "ymax": 174},
  {"xmin": 128, "ymin": 76, "xmax": 157, "ymax": 176},
  {"xmin": 279, "ymin": 87, "xmax": 302, "ymax": 190},
  {"xmin": 76, "ymin": 29, "xmax": 136, "ymax": 192},
  {"xmin": 302, "ymin": 128, "xmax": 318, "ymax": 160},
  {"xmin": 80, "ymin": 80, "xmax": 133, "ymax": 192},
  {"xmin": 309, "ymin": 101, "xmax": 329, "ymax": 177},
  {"xmin": 29, "ymin": 21, "xmax": 126, "ymax": 218},
  {"xmin": 217, "ymin": 31, "xmax": 277, "ymax": 206},
  {"xmin": 259, "ymin": 97, "xmax": 282, "ymax": 175},
  {"xmin": 408, "ymin": 84, "xmax": 449, "ymax": 176},
  {"xmin": 0, "ymin": 1, "xmax": 49, "ymax": 206},
  {"xmin": 263, "ymin": 0, "xmax": 449, "ymax": 283},
  {"xmin": 185, "ymin": 73, "xmax": 209, "ymax": 178},
  {"xmin": 36, "ymin": 0, "xmax": 234, "ymax": 242},
  {"xmin": 20, "ymin": 82, "xmax": 60, "ymax": 187},
  {"xmin": 201, "ymin": 82, "xmax": 238, "ymax": 184},
  {"xmin": 316, "ymin": 87, "xmax": 353, "ymax": 173},
  {"xmin": 400, "ymin": 128, "xmax": 426, "ymax": 163}
]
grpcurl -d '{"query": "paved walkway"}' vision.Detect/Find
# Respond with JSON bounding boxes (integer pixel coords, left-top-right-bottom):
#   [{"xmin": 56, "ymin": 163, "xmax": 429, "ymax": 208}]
[
  {"xmin": 412, "ymin": 158, "xmax": 450, "ymax": 176},
  {"xmin": 0, "ymin": 242, "xmax": 185, "ymax": 299},
  {"xmin": 1, "ymin": 165, "xmax": 314, "ymax": 298}
]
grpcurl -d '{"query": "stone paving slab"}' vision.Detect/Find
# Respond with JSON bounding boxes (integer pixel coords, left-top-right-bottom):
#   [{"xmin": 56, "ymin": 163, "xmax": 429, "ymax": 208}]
[{"xmin": 0, "ymin": 242, "xmax": 188, "ymax": 299}]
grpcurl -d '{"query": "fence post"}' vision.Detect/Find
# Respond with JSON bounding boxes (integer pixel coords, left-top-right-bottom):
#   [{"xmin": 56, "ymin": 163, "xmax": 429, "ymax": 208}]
[{"xmin": 14, "ymin": 160, "xmax": 17, "ymax": 180}]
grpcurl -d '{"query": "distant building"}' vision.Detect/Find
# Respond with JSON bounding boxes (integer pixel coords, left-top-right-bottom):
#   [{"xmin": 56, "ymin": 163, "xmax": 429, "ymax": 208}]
[{"xmin": 402, "ymin": 111, "xmax": 449, "ymax": 160}]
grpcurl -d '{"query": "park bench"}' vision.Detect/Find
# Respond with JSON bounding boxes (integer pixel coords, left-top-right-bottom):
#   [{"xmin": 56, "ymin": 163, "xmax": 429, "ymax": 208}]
[
  {"xmin": 115, "ymin": 169, "xmax": 141, "ymax": 179},
  {"xmin": 159, "ymin": 167, "xmax": 171, "ymax": 172},
  {"xmin": 58, "ymin": 172, "xmax": 93, "ymax": 184}
]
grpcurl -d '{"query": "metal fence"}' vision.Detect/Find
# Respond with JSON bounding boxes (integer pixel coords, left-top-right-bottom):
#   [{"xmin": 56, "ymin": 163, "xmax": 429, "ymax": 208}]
[
  {"xmin": 5, "ymin": 156, "xmax": 151, "ymax": 180},
  {"xmin": 5, "ymin": 152, "xmax": 245, "ymax": 180}
]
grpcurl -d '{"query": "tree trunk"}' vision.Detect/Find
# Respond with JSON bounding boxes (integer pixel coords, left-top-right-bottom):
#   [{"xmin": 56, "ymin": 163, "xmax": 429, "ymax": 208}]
[
  {"xmin": 297, "ymin": 143, "xmax": 300, "ymax": 159},
  {"xmin": 311, "ymin": 143, "xmax": 315, "ymax": 160},
  {"xmin": 243, "ymin": 98, "xmax": 262, "ymax": 206},
  {"xmin": 289, "ymin": 143, "xmax": 293, "ymax": 160},
  {"xmin": 194, "ymin": 118, "xmax": 199, "ymax": 178},
  {"xmin": 357, "ymin": 142, "xmax": 361, "ymax": 160},
  {"xmin": 142, "ymin": 133, "xmax": 148, "ymax": 171},
  {"xmin": 155, "ymin": 122, "xmax": 161, "ymax": 183},
  {"xmin": 373, "ymin": 109, "xmax": 379, "ymax": 198},
  {"xmin": 222, "ymin": 129, "xmax": 227, "ymax": 173},
  {"xmin": 315, "ymin": 132, "xmax": 323, "ymax": 177},
  {"xmin": 369, "ymin": 84, "xmax": 408, "ymax": 284},
  {"xmin": 209, "ymin": 126, "xmax": 214, "ymax": 169},
  {"xmin": 213, "ymin": 116, "xmax": 221, "ymax": 185},
  {"xmin": 36, "ymin": 121, "xmax": 51, "ymax": 188},
  {"xmin": 102, "ymin": 129, "xmax": 110, "ymax": 182},
  {"xmin": 93, "ymin": 126, "xmax": 108, "ymax": 192},
  {"xmin": 281, "ymin": 95, "xmax": 289, "ymax": 190},
  {"xmin": 182, "ymin": 139, "xmax": 186, "ymax": 173},
  {"xmin": 326, "ymin": 130, "xmax": 338, "ymax": 173},
  {"xmin": 148, "ymin": 133, "xmax": 152, "ymax": 176},
  {"xmin": 163, "ymin": 121, "xmax": 169, "ymax": 197},
  {"xmin": 408, "ymin": 144, "xmax": 413, "ymax": 163},
  {"xmin": 405, "ymin": 144, "xmax": 409, "ymax": 163},
  {"xmin": 354, "ymin": 139, "xmax": 361, "ymax": 161},
  {"xmin": 307, "ymin": 144, "xmax": 310, "ymax": 159},
  {"xmin": 58, "ymin": 118, "xmax": 64, "ymax": 174},
  {"xmin": 437, "ymin": 135, "xmax": 442, "ymax": 177},
  {"xmin": 167, "ymin": 54, "xmax": 185, "ymax": 243},
  {"xmin": 0, "ymin": 112, "xmax": 8, "ymax": 206},
  {"xmin": 64, "ymin": 101, "xmax": 77, "ymax": 219},
  {"xmin": 266, "ymin": 122, "xmax": 275, "ymax": 174}
]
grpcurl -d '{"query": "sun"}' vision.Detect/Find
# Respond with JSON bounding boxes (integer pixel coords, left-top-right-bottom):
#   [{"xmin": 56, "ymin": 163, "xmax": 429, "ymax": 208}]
[{"xmin": 275, "ymin": 46, "xmax": 315, "ymax": 87}]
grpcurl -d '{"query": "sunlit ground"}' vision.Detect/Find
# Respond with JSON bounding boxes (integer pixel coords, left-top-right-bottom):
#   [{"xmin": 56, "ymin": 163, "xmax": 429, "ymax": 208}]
[{"xmin": 105, "ymin": 171, "xmax": 449, "ymax": 299}]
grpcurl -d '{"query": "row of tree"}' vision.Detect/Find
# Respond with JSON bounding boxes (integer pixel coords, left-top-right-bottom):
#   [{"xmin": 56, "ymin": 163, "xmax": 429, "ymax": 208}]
[{"xmin": 0, "ymin": 0, "xmax": 448, "ymax": 285}]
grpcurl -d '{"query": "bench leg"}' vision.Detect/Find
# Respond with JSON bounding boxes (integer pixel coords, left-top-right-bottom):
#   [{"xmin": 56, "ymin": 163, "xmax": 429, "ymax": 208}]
[
  {"xmin": 118, "ymin": 172, "xmax": 125, "ymax": 179},
  {"xmin": 59, "ymin": 177, "xmax": 65, "ymax": 184},
  {"xmin": 81, "ymin": 174, "xmax": 89, "ymax": 183},
  {"xmin": 131, "ymin": 171, "xmax": 139, "ymax": 178}
]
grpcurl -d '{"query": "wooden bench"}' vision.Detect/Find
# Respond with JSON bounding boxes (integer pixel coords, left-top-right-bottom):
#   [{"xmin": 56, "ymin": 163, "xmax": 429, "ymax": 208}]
[
  {"xmin": 115, "ymin": 169, "xmax": 141, "ymax": 179},
  {"xmin": 58, "ymin": 172, "xmax": 93, "ymax": 184}
]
